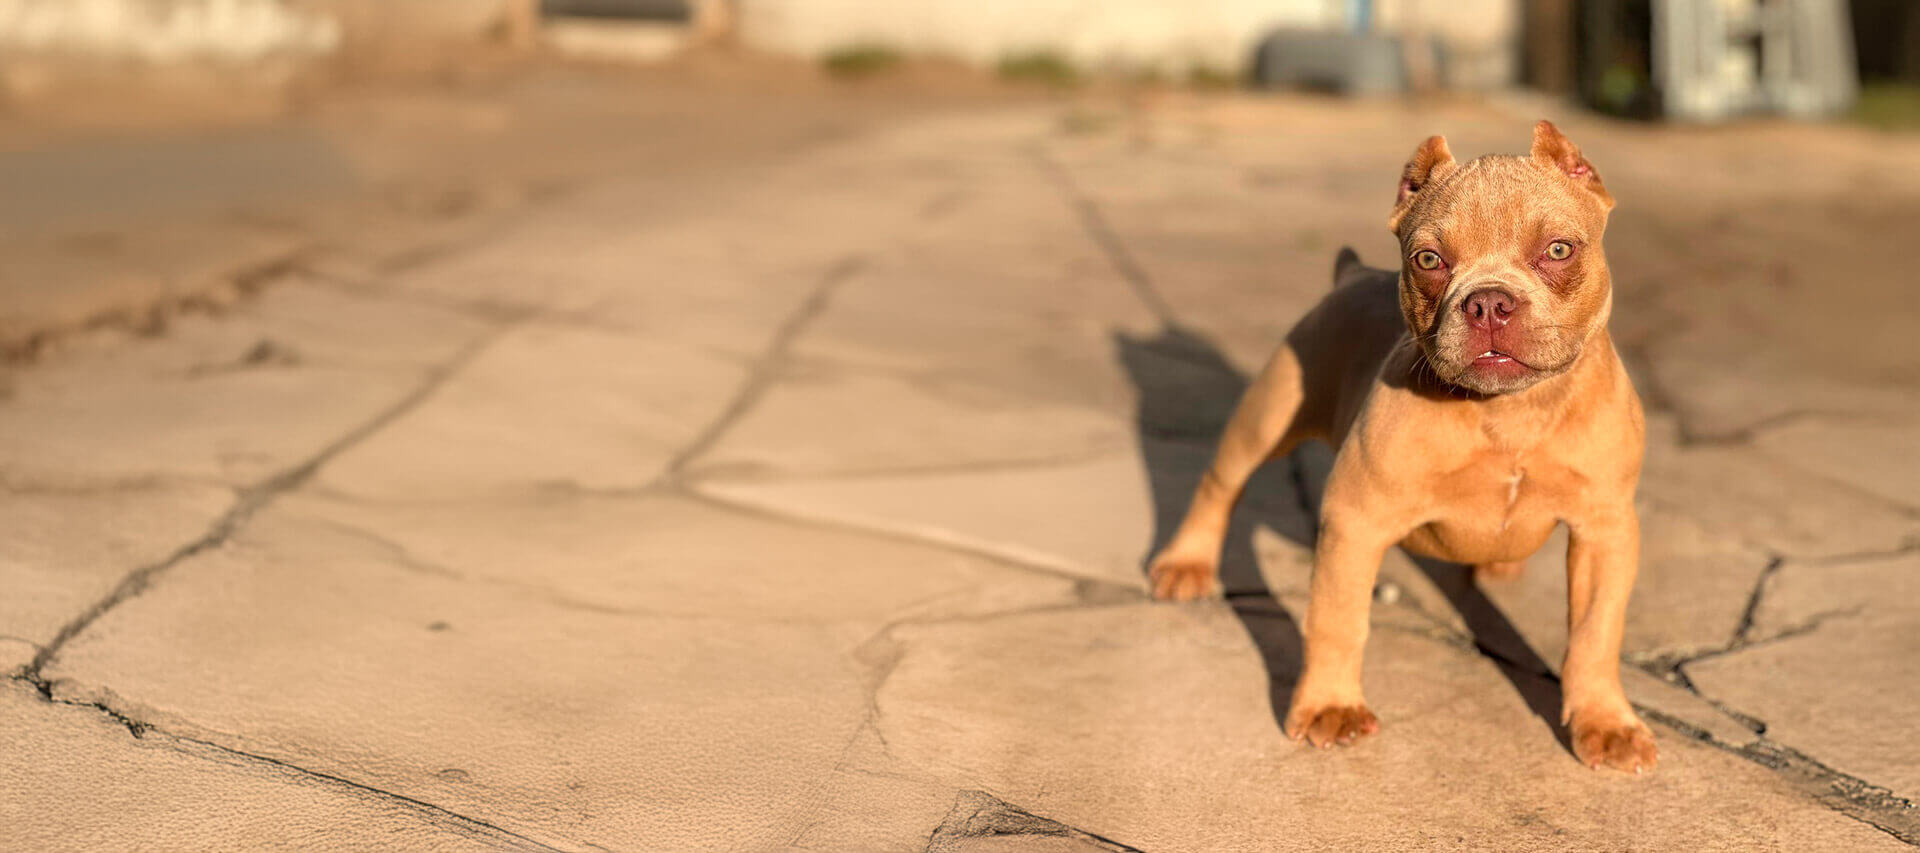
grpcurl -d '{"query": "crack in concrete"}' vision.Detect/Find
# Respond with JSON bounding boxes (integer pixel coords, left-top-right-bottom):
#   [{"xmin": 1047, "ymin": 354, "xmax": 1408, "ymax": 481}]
[
  {"xmin": 1619, "ymin": 334, "xmax": 1920, "ymax": 526},
  {"xmin": 299, "ymin": 261, "xmax": 685, "ymax": 346},
  {"xmin": 661, "ymin": 255, "xmax": 866, "ymax": 483},
  {"xmin": 293, "ymin": 479, "xmax": 678, "ymax": 509},
  {"xmin": 1, "ymin": 246, "xmax": 315, "ymax": 363},
  {"xmin": 1679, "ymin": 407, "xmax": 1919, "ymax": 448},
  {"xmin": 20, "ymin": 322, "xmax": 515, "ymax": 691},
  {"xmin": 927, "ymin": 789, "xmax": 1145, "ymax": 853},
  {"xmin": 1030, "ymin": 146, "xmax": 1180, "ymax": 330},
  {"xmin": 1384, "ymin": 595, "xmax": 1919, "ymax": 844},
  {"xmin": 1618, "ymin": 602, "xmax": 1870, "ymax": 743},
  {"xmin": 0, "ymin": 471, "xmax": 228, "ymax": 497},
  {"xmin": 1633, "ymin": 542, "xmax": 1912, "ymax": 681},
  {"xmin": 1, "ymin": 681, "xmax": 574, "ymax": 851},
  {"xmin": 293, "ymin": 505, "xmax": 903, "ymax": 626},
  {"xmin": 0, "ymin": 311, "xmax": 602, "ymax": 849},
  {"xmin": 1801, "ymin": 539, "xmax": 1920, "ymax": 566},
  {"xmin": 1383, "ymin": 602, "xmax": 1920, "ymax": 844},
  {"xmin": 1733, "ymin": 554, "xmax": 1787, "ymax": 646},
  {"xmin": 366, "ymin": 180, "xmax": 578, "ymax": 277},
  {"xmin": 170, "ymin": 732, "xmax": 576, "ymax": 852},
  {"xmin": 296, "ymin": 263, "xmax": 542, "ymax": 324},
  {"xmin": 1391, "ymin": 512, "xmax": 1917, "ymax": 842},
  {"xmin": 1636, "ymin": 703, "xmax": 1920, "ymax": 846}
]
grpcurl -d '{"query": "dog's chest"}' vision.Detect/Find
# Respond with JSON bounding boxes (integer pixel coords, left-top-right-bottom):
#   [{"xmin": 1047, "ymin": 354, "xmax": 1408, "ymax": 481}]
[{"xmin": 1405, "ymin": 451, "xmax": 1565, "ymax": 564}]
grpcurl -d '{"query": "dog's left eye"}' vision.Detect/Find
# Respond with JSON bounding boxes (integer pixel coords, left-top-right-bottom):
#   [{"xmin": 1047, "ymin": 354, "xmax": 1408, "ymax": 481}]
[
  {"xmin": 1545, "ymin": 241, "xmax": 1574, "ymax": 261},
  {"xmin": 1414, "ymin": 250, "xmax": 1444, "ymax": 270}
]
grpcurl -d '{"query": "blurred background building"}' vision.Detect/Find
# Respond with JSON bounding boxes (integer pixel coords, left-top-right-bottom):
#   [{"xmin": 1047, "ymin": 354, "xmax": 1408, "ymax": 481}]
[{"xmin": 0, "ymin": 0, "xmax": 1912, "ymax": 120}]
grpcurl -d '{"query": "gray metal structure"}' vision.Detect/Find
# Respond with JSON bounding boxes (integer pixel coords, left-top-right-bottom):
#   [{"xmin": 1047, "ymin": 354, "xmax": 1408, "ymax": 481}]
[{"xmin": 1654, "ymin": 0, "xmax": 1858, "ymax": 120}]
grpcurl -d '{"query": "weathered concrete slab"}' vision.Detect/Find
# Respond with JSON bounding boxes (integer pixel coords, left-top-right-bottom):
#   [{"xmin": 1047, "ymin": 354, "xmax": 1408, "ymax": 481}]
[
  {"xmin": 771, "ymin": 172, "xmax": 1163, "ymax": 417},
  {"xmin": 314, "ymin": 322, "xmax": 746, "ymax": 499},
  {"xmin": 0, "ymin": 362, "xmax": 414, "ymax": 486},
  {"xmin": 1746, "ymin": 552, "xmax": 1920, "ymax": 642},
  {"xmin": 699, "ymin": 451, "xmax": 1157, "ymax": 588},
  {"xmin": 0, "ymin": 482, "xmax": 231, "ymax": 675},
  {"xmin": 0, "ymin": 637, "xmax": 34, "ymax": 676},
  {"xmin": 1753, "ymin": 419, "xmax": 1920, "ymax": 513},
  {"xmin": 0, "ymin": 281, "xmax": 483, "ymax": 488},
  {"xmin": 1475, "ymin": 513, "xmax": 1774, "ymax": 666},
  {"xmin": 696, "ymin": 370, "xmax": 1134, "ymax": 479},
  {"xmin": 0, "ymin": 684, "xmax": 500, "ymax": 852},
  {"xmin": 275, "ymin": 491, "xmax": 1082, "ymax": 625},
  {"xmin": 1636, "ymin": 338, "xmax": 1920, "ymax": 446},
  {"xmin": 1639, "ymin": 417, "xmax": 1920, "ymax": 560},
  {"xmin": 783, "ymin": 730, "xmax": 960, "ymax": 852},
  {"xmin": 873, "ymin": 602, "xmax": 1903, "ymax": 851},
  {"xmin": 1688, "ymin": 552, "xmax": 1920, "ymax": 800},
  {"xmin": 152, "ymin": 279, "xmax": 496, "ymax": 373},
  {"xmin": 43, "ymin": 510, "xmax": 877, "ymax": 850},
  {"xmin": 379, "ymin": 118, "xmax": 978, "ymax": 346}
]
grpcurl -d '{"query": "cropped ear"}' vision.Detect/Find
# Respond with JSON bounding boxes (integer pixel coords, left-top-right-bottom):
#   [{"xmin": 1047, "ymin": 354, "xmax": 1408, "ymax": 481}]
[
  {"xmin": 1531, "ymin": 120, "xmax": 1613, "ymax": 210},
  {"xmin": 1388, "ymin": 135, "xmax": 1455, "ymax": 233}
]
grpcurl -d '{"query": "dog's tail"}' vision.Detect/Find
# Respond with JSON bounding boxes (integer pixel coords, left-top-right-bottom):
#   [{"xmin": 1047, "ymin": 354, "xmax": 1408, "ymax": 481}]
[{"xmin": 1332, "ymin": 246, "xmax": 1367, "ymax": 289}]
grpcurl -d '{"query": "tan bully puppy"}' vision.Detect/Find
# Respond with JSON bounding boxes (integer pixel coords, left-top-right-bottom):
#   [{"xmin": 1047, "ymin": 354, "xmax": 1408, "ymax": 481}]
[{"xmin": 1148, "ymin": 121, "xmax": 1655, "ymax": 773}]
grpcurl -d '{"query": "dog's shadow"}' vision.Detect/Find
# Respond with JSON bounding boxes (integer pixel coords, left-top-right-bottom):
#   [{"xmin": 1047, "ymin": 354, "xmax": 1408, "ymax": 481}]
[{"xmin": 1116, "ymin": 324, "xmax": 1568, "ymax": 749}]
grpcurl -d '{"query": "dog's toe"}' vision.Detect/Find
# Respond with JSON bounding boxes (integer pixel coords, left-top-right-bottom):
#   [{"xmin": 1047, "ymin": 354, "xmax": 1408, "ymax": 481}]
[
  {"xmin": 1572, "ymin": 716, "xmax": 1659, "ymax": 774},
  {"xmin": 1287, "ymin": 704, "xmax": 1379, "ymax": 748},
  {"xmin": 1149, "ymin": 558, "xmax": 1219, "ymax": 601}
]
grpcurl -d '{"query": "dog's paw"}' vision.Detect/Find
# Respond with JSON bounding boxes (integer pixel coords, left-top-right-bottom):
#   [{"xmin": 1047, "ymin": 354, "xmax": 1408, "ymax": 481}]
[
  {"xmin": 1148, "ymin": 555, "xmax": 1219, "ymax": 601},
  {"xmin": 1473, "ymin": 560, "xmax": 1525, "ymax": 581},
  {"xmin": 1284, "ymin": 702, "xmax": 1379, "ymax": 748},
  {"xmin": 1570, "ymin": 712, "xmax": 1658, "ymax": 774}
]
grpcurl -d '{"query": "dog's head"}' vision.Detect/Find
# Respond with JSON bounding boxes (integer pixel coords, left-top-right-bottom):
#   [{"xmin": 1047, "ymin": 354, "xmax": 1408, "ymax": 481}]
[{"xmin": 1389, "ymin": 121, "xmax": 1615, "ymax": 395}]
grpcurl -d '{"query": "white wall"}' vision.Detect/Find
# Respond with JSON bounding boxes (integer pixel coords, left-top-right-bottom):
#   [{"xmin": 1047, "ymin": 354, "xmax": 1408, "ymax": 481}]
[
  {"xmin": 0, "ymin": 0, "xmax": 339, "ymax": 62},
  {"xmin": 1372, "ymin": 0, "xmax": 1519, "ymax": 89},
  {"xmin": 305, "ymin": 0, "xmax": 512, "ymax": 53},
  {"xmin": 738, "ymin": 0, "xmax": 1520, "ymax": 87},
  {"xmin": 739, "ymin": 0, "xmax": 1344, "ymax": 75}
]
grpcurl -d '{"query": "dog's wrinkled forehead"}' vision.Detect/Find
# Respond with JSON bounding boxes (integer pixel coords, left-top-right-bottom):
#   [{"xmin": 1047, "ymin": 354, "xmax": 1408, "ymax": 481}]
[
  {"xmin": 1388, "ymin": 121, "xmax": 1613, "ymax": 245},
  {"xmin": 1400, "ymin": 157, "xmax": 1604, "ymax": 253}
]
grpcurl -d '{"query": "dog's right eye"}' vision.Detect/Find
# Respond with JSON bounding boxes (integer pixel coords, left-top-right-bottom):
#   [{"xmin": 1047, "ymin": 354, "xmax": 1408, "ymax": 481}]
[{"xmin": 1413, "ymin": 250, "xmax": 1445, "ymax": 270}]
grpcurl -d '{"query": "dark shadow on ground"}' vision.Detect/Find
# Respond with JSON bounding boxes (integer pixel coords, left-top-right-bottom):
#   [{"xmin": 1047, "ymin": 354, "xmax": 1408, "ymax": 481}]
[{"xmin": 1115, "ymin": 323, "xmax": 1568, "ymax": 748}]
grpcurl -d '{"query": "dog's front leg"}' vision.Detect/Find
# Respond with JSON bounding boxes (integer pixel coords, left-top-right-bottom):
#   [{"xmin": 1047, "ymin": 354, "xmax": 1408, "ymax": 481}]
[
  {"xmin": 1149, "ymin": 343, "xmax": 1309, "ymax": 601},
  {"xmin": 1286, "ymin": 511, "xmax": 1400, "ymax": 747},
  {"xmin": 1562, "ymin": 506, "xmax": 1658, "ymax": 772}
]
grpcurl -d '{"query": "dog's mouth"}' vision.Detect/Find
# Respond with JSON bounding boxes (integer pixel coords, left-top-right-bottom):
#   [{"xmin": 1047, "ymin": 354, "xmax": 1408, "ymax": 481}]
[
  {"xmin": 1469, "ymin": 349, "xmax": 1542, "ymax": 370},
  {"xmin": 1460, "ymin": 348, "xmax": 1540, "ymax": 385}
]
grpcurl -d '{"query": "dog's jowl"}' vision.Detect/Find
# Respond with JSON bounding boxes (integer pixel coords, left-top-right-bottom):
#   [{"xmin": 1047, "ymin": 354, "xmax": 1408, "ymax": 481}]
[{"xmin": 1149, "ymin": 121, "xmax": 1655, "ymax": 773}]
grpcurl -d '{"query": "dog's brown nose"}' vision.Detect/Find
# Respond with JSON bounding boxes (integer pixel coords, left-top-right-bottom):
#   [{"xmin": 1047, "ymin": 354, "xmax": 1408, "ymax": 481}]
[{"xmin": 1462, "ymin": 289, "xmax": 1516, "ymax": 330}]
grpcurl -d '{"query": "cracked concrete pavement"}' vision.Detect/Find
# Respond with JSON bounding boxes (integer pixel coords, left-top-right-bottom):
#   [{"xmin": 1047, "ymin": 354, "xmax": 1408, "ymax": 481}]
[{"xmin": 4, "ymin": 63, "xmax": 1919, "ymax": 850}]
